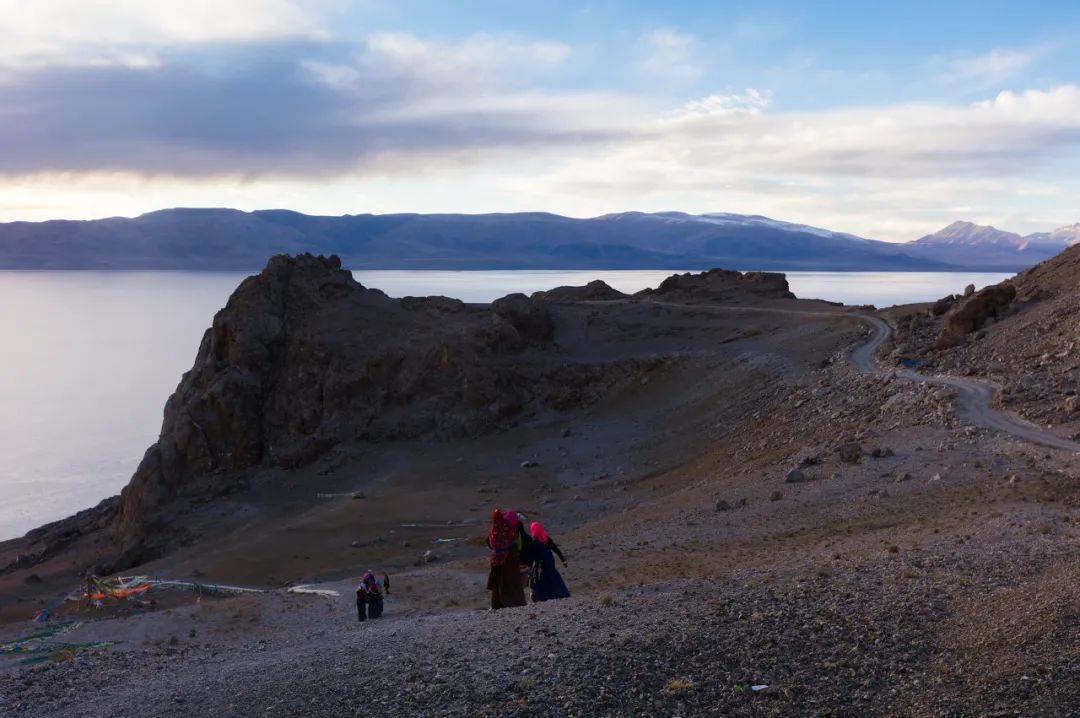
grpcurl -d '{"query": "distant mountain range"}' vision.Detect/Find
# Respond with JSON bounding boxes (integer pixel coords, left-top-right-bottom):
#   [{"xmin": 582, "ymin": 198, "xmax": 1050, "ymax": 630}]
[
  {"xmin": 904, "ymin": 220, "xmax": 1080, "ymax": 269},
  {"xmin": 0, "ymin": 208, "xmax": 1074, "ymax": 271}
]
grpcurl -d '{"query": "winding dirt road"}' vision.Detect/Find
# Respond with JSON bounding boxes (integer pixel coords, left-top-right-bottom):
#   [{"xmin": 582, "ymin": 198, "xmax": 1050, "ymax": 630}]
[
  {"xmin": 622, "ymin": 298, "xmax": 1080, "ymax": 452},
  {"xmin": 853, "ymin": 313, "xmax": 1080, "ymax": 452}
]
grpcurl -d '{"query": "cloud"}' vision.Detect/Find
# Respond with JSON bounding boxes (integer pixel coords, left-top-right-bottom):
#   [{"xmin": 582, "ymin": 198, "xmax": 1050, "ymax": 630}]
[
  {"xmin": 936, "ymin": 45, "xmax": 1048, "ymax": 87},
  {"xmin": 307, "ymin": 32, "xmax": 573, "ymax": 97},
  {"xmin": 676, "ymin": 89, "xmax": 770, "ymax": 117},
  {"xmin": 1, "ymin": 15, "xmax": 1080, "ymax": 243},
  {"xmin": 636, "ymin": 28, "xmax": 703, "ymax": 82},
  {"xmin": 0, "ymin": 0, "xmax": 326, "ymax": 68},
  {"xmin": 0, "ymin": 35, "xmax": 619, "ymax": 178}
]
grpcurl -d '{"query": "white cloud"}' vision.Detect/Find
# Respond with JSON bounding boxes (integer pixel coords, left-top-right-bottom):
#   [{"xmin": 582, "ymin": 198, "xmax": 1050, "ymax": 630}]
[
  {"xmin": 0, "ymin": 0, "xmax": 326, "ymax": 68},
  {"xmin": 636, "ymin": 28, "xmax": 702, "ymax": 82},
  {"xmin": 676, "ymin": 89, "xmax": 770, "ymax": 117},
  {"xmin": 305, "ymin": 32, "xmax": 573, "ymax": 97},
  {"xmin": 937, "ymin": 45, "xmax": 1047, "ymax": 87},
  {"xmin": 527, "ymin": 85, "xmax": 1080, "ymax": 241}
]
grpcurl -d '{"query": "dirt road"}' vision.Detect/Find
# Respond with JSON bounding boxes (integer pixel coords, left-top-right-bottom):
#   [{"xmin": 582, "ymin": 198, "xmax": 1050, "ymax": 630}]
[
  {"xmin": 854, "ymin": 313, "xmax": 1080, "ymax": 452},
  {"xmin": 647, "ymin": 300, "xmax": 1080, "ymax": 452}
]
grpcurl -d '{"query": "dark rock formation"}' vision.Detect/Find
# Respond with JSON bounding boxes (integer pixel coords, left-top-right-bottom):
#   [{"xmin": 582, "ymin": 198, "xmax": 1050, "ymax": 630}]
[
  {"xmin": 2, "ymin": 497, "xmax": 118, "ymax": 575},
  {"xmin": 531, "ymin": 280, "xmax": 627, "ymax": 302},
  {"xmin": 935, "ymin": 283, "xmax": 1016, "ymax": 348},
  {"xmin": 111, "ymin": 255, "xmax": 649, "ymax": 549},
  {"xmin": 929, "ymin": 295, "xmax": 956, "ymax": 317},
  {"xmin": 638, "ymin": 269, "xmax": 795, "ymax": 302}
]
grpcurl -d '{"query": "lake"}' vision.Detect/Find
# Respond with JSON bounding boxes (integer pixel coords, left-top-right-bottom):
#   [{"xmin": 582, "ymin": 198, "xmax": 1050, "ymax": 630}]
[{"xmin": 0, "ymin": 269, "xmax": 1010, "ymax": 539}]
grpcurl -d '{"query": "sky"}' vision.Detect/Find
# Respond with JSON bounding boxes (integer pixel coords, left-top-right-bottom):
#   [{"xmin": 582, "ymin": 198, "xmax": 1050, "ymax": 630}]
[{"xmin": 2, "ymin": 1, "xmax": 1080, "ymax": 241}]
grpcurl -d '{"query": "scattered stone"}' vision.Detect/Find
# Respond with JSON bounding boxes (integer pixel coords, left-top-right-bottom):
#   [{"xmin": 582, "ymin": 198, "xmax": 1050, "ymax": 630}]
[
  {"xmin": 352, "ymin": 491, "xmax": 366, "ymax": 500},
  {"xmin": 784, "ymin": 468, "xmax": 808, "ymax": 483},
  {"xmin": 838, "ymin": 442, "xmax": 862, "ymax": 464},
  {"xmin": 769, "ymin": 490, "xmax": 783, "ymax": 502},
  {"xmin": 520, "ymin": 460, "xmax": 541, "ymax": 469},
  {"xmin": 870, "ymin": 447, "xmax": 895, "ymax": 458},
  {"xmin": 422, "ymin": 550, "xmax": 439, "ymax": 563},
  {"xmin": 1008, "ymin": 474, "xmax": 1020, "ymax": 484},
  {"xmin": 894, "ymin": 473, "xmax": 911, "ymax": 483},
  {"xmin": 23, "ymin": 573, "xmax": 43, "ymax": 585},
  {"xmin": 715, "ymin": 500, "xmax": 732, "ymax": 512},
  {"xmin": 560, "ymin": 428, "xmax": 572, "ymax": 438}
]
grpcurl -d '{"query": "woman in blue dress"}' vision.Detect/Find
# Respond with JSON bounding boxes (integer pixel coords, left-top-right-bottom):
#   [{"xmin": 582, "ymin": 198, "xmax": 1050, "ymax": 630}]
[{"xmin": 524, "ymin": 521, "xmax": 570, "ymax": 602}]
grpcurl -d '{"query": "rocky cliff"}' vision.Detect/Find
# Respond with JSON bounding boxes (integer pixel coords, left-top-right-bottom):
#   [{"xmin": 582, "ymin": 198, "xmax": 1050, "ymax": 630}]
[{"xmin": 113, "ymin": 255, "xmax": 660, "ymax": 548}]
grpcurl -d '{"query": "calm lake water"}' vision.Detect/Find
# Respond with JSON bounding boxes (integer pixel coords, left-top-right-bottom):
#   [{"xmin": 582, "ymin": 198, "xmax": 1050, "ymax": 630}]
[{"xmin": 0, "ymin": 269, "xmax": 1010, "ymax": 539}]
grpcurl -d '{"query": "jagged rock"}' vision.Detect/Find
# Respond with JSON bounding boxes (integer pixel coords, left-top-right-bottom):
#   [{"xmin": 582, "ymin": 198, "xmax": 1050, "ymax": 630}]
[
  {"xmin": 532, "ymin": 280, "xmax": 626, "ymax": 302},
  {"xmin": 929, "ymin": 296, "xmax": 955, "ymax": 317},
  {"xmin": 935, "ymin": 283, "xmax": 1016, "ymax": 348},
  {"xmin": 964, "ymin": 284, "xmax": 975, "ymax": 297}
]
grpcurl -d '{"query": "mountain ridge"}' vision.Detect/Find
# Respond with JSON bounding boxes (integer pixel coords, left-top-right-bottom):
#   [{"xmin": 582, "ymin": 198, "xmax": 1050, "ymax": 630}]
[
  {"xmin": 2, "ymin": 208, "xmax": 1077, "ymax": 271},
  {"xmin": 0, "ymin": 208, "xmax": 949, "ymax": 271},
  {"xmin": 903, "ymin": 218, "xmax": 1080, "ymax": 269}
]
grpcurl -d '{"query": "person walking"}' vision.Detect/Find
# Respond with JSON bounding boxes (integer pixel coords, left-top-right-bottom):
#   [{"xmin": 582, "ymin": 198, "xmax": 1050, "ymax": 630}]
[
  {"xmin": 485, "ymin": 509, "xmax": 527, "ymax": 609},
  {"xmin": 356, "ymin": 570, "xmax": 384, "ymax": 622},
  {"xmin": 524, "ymin": 521, "xmax": 570, "ymax": 603}
]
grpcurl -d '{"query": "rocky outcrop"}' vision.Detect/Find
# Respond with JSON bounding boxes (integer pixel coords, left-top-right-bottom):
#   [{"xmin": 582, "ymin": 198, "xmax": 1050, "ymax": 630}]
[
  {"xmin": 111, "ymin": 255, "xmax": 653, "ymax": 549},
  {"xmin": 638, "ymin": 269, "xmax": 795, "ymax": 302},
  {"xmin": 1, "ymin": 497, "xmax": 119, "ymax": 576},
  {"xmin": 934, "ymin": 283, "xmax": 1016, "ymax": 348},
  {"xmin": 531, "ymin": 280, "xmax": 626, "ymax": 302}
]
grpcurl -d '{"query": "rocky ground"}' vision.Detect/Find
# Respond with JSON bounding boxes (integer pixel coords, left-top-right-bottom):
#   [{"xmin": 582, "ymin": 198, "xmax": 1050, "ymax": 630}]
[
  {"xmin": 1, "ymin": 258, "xmax": 1077, "ymax": 716},
  {"xmin": 891, "ymin": 242, "xmax": 1080, "ymax": 435}
]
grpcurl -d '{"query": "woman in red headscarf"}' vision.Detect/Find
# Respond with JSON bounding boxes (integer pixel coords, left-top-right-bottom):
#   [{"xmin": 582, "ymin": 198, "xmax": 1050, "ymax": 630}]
[
  {"xmin": 522, "ymin": 521, "xmax": 570, "ymax": 602},
  {"xmin": 485, "ymin": 509, "xmax": 527, "ymax": 609}
]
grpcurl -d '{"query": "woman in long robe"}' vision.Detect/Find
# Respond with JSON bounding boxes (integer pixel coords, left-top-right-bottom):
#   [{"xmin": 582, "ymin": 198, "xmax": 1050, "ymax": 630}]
[
  {"xmin": 485, "ymin": 509, "xmax": 527, "ymax": 609},
  {"xmin": 525, "ymin": 521, "xmax": 570, "ymax": 602}
]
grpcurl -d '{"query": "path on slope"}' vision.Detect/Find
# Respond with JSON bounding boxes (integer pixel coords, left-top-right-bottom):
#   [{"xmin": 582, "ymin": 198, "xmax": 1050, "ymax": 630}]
[
  {"xmin": 851, "ymin": 313, "xmax": 1080, "ymax": 452},
  {"xmin": 644, "ymin": 300, "xmax": 1080, "ymax": 452}
]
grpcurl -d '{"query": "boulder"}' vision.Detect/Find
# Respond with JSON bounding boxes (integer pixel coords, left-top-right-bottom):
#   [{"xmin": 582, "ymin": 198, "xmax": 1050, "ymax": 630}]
[
  {"xmin": 838, "ymin": 442, "xmax": 862, "ymax": 464},
  {"xmin": 935, "ymin": 283, "xmax": 1016, "ymax": 349},
  {"xmin": 963, "ymin": 284, "xmax": 975, "ymax": 297},
  {"xmin": 491, "ymin": 293, "xmax": 554, "ymax": 344},
  {"xmin": 929, "ymin": 295, "xmax": 955, "ymax": 317},
  {"xmin": 784, "ymin": 468, "xmax": 808, "ymax": 483}
]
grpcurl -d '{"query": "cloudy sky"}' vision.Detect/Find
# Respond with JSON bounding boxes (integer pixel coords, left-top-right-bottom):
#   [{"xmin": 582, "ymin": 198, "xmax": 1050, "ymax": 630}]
[{"xmin": 2, "ymin": 0, "xmax": 1080, "ymax": 241}]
